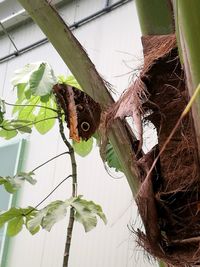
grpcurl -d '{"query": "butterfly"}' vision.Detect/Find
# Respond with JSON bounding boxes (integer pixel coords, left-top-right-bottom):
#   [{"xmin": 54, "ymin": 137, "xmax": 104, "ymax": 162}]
[{"xmin": 53, "ymin": 84, "xmax": 101, "ymax": 142}]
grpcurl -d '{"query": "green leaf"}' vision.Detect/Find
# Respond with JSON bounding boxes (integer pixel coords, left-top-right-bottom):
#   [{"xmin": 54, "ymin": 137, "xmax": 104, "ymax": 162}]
[
  {"xmin": 29, "ymin": 225, "xmax": 40, "ymax": 235},
  {"xmin": 65, "ymin": 75, "xmax": 82, "ymax": 90},
  {"xmin": 58, "ymin": 75, "xmax": 82, "ymax": 90},
  {"xmin": 71, "ymin": 196, "xmax": 107, "ymax": 232},
  {"xmin": 16, "ymin": 125, "xmax": 32, "ymax": 134},
  {"xmin": 0, "ymin": 172, "xmax": 36, "ymax": 193},
  {"xmin": 9, "ymin": 120, "xmax": 32, "ymax": 134},
  {"xmin": 0, "ymin": 119, "xmax": 33, "ymax": 140},
  {"xmin": 12, "ymin": 92, "xmax": 57, "ymax": 135},
  {"xmin": 73, "ymin": 205, "xmax": 97, "ymax": 232},
  {"xmin": 7, "ymin": 216, "xmax": 24, "ymax": 236},
  {"xmin": 105, "ymin": 143, "xmax": 123, "ymax": 172},
  {"xmin": 4, "ymin": 181, "xmax": 16, "ymax": 193},
  {"xmin": 72, "ymin": 138, "xmax": 93, "ymax": 157},
  {"xmin": 12, "ymin": 96, "xmax": 26, "ymax": 115},
  {"xmin": 85, "ymin": 201, "xmax": 107, "ymax": 225},
  {"xmin": 0, "ymin": 208, "xmax": 21, "ymax": 228},
  {"xmin": 27, "ymin": 209, "xmax": 46, "ymax": 234},
  {"xmin": 24, "ymin": 89, "xmax": 32, "ymax": 99},
  {"xmin": 6, "ymin": 177, "xmax": 23, "ymax": 193},
  {"xmin": 0, "ymin": 119, "xmax": 32, "ymax": 139},
  {"xmin": 0, "ymin": 207, "xmax": 35, "ymax": 235},
  {"xmin": 17, "ymin": 172, "xmax": 36, "ymax": 185},
  {"xmin": 34, "ymin": 99, "xmax": 56, "ymax": 134},
  {"xmin": 27, "ymin": 200, "xmax": 69, "ymax": 233},
  {"xmin": 12, "ymin": 62, "xmax": 56, "ymax": 101},
  {"xmin": 42, "ymin": 201, "xmax": 67, "ymax": 231},
  {"xmin": 40, "ymin": 94, "xmax": 50, "ymax": 103},
  {"xmin": 0, "ymin": 197, "xmax": 106, "ymax": 236},
  {"xmin": 0, "ymin": 127, "xmax": 17, "ymax": 140},
  {"xmin": 16, "ymin": 83, "xmax": 27, "ymax": 100},
  {"xmin": 11, "ymin": 63, "xmax": 58, "ymax": 137},
  {"xmin": 17, "ymin": 97, "xmax": 39, "ymax": 121},
  {"xmin": 29, "ymin": 63, "xmax": 56, "ymax": 96},
  {"xmin": 11, "ymin": 62, "xmax": 41, "ymax": 86}
]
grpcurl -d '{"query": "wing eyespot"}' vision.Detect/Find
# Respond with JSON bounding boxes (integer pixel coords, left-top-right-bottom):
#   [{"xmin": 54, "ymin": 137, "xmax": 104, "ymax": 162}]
[{"xmin": 81, "ymin": 122, "xmax": 90, "ymax": 132}]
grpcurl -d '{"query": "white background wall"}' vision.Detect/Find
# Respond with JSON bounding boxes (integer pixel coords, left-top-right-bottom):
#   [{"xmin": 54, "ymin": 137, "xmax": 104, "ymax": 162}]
[{"xmin": 0, "ymin": 0, "xmax": 156, "ymax": 266}]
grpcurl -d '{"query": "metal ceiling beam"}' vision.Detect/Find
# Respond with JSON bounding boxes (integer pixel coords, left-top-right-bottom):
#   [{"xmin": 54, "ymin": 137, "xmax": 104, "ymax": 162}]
[
  {"xmin": 0, "ymin": 0, "xmax": 132, "ymax": 63},
  {"xmin": 0, "ymin": 0, "xmax": 71, "ymax": 34}
]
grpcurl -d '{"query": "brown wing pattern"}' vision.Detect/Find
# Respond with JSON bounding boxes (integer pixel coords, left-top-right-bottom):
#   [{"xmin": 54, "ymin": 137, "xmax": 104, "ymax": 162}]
[{"xmin": 53, "ymin": 84, "xmax": 101, "ymax": 141}]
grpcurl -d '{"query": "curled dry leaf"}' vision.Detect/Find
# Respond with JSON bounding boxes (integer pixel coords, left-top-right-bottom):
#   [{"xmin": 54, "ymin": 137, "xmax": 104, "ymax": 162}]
[
  {"xmin": 103, "ymin": 78, "xmax": 147, "ymax": 156},
  {"xmin": 114, "ymin": 78, "xmax": 147, "ymax": 152}
]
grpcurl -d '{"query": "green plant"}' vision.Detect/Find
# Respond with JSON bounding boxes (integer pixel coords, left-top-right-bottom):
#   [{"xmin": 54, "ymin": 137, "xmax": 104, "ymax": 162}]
[
  {"xmin": 0, "ymin": 62, "xmax": 119, "ymax": 266},
  {"xmin": 3, "ymin": 1, "xmax": 200, "ymax": 266}
]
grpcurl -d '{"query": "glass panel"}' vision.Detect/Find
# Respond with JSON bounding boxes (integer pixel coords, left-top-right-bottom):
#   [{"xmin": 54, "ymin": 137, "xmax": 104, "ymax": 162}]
[{"xmin": 0, "ymin": 140, "xmax": 24, "ymax": 265}]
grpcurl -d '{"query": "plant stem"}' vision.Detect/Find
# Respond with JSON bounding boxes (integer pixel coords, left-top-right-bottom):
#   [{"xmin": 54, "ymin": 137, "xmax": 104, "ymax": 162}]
[
  {"xmin": 0, "ymin": 116, "xmax": 57, "ymax": 131},
  {"xmin": 25, "ymin": 174, "xmax": 72, "ymax": 216},
  {"xmin": 31, "ymin": 151, "xmax": 69, "ymax": 172},
  {"xmin": 4, "ymin": 101, "xmax": 58, "ymax": 113},
  {"xmin": 34, "ymin": 175, "xmax": 72, "ymax": 210},
  {"xmin": 64, "ymin": 207, "xmax": 75, "ymax": 265},
  {"xmin": 56, "ymin": 102, "xmax": 77, "ymax": 267}
]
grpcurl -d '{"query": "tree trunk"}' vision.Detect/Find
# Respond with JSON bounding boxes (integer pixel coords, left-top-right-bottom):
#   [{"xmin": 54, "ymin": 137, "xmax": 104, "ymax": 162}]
[{"xmin": 132, "ymin": 1, "xmax": 200, "ymax": 266}]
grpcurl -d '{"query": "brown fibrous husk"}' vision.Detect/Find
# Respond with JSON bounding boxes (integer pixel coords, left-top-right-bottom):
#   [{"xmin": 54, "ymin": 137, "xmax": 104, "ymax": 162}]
[
  {"xmin": 107, "ymin": 34, "xmax": 200, "ymax": 266},
  {"xmin": 137, "ymin": 34, "xmax": 200, "ymax": 267}
]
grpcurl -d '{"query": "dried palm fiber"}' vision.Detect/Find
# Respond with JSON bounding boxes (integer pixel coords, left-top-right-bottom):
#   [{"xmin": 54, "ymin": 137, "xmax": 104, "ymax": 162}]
[
  {"xmin": 137, "ymin": 34, "xmax": 200, "ymax": 266},
  {"xmin": 106, "ymin": 34, "xmax": 200, "ymax": 266}
]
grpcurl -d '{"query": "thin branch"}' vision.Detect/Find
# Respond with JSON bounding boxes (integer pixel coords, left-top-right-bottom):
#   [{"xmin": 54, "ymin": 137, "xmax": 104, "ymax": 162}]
[
  {"xmin": 64, "ymin": 208, "xmax": 75, "ymax": 263},
  {"xmin": 4, "ymin": 100, "xmax": 58, "ymax": 113},
  {"xmin": 56, "ymin": 104, "xmax": 77, "ymax": 197},
  {"xmin": 34, "ymin": 175, "xmax": 72, "ymax": 210},
  {"xmin": 31, "ymin": 151, "xmax": 69, "ymax": 173},
  {"xmin": 24, "ymin": 174, "xmax": 72, "ymax": 216},
  {"xmin": 56, "ymin": 100, "xmax": 77, "ymax": 267},
  {"xmin": 0, "ymin": 116, "xmax": 58, "ymax": 131}
]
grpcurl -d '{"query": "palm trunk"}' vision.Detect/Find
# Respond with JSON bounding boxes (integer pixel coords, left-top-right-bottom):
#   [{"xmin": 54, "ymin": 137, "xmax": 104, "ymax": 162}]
[
  {"xmin": 174, "ymin": 0, "xmax": 200, "ymax": 158},
  {"xmin": 134, "ymin": 1, "xmax": 200, "ymax": 266},
  {"xmin": 135, "ymin": 0, "xmax": 174, "ymax": 35}
]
